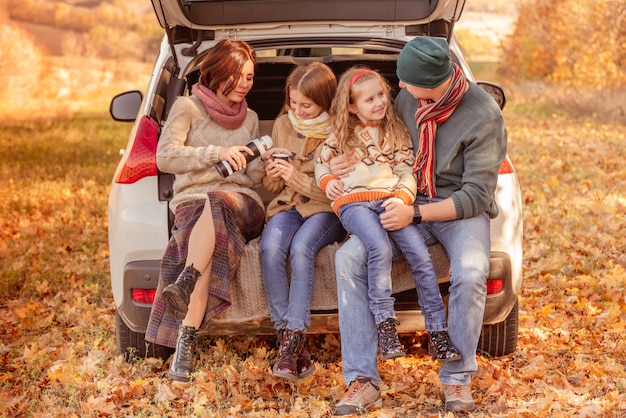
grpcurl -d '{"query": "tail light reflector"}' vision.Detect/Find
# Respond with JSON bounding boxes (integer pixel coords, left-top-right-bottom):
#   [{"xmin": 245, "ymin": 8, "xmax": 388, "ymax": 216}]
[
  {"xmin": 132, "ymin": 288, "xmax": 156, "ymax": 305},
  {"xmin": 116, "ymin": 116, "xmax": 159, "ymax": 184},
  {"xmin": 486, "ymin": 279, "xmax": 504, "ymax": 295},
  {"xmin": 499, "ymin": 158, "xmax": 514, "ymax": 174}
]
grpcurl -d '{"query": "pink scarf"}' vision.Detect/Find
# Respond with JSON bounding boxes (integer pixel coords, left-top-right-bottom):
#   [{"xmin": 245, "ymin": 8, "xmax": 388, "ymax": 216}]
[
  {"xmin": 414, "ymin": 64, "xmax": 468, "ymax": 198},
  {"xmin": 192, "ymin": 84, "xmax": 248, "ymax": 130}
]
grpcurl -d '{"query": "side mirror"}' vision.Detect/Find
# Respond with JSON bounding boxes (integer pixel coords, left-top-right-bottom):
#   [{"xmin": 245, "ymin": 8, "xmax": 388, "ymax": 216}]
[
  {"xmin": 110, "ymin": 90, "xmax": 143, "ymax": 122},
  {"xmin": 476, "ymin": 81, "xmax": 506, "ymax": 110}
]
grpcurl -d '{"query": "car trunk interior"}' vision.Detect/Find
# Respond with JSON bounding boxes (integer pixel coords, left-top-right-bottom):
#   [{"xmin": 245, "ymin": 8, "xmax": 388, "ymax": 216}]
[{"xmin": 184, "ymin": 53, "xmax": 402, "ymax": 122}]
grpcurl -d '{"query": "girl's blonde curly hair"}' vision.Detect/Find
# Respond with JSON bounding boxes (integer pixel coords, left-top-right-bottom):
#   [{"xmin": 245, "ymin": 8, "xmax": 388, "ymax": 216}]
[{"xmin": 330, "ymin": 66, "xmax": 410, "ymax": 156}]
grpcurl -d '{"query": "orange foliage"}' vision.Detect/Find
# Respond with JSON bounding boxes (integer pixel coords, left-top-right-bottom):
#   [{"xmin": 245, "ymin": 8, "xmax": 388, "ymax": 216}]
[
  {"xmin": 1, "ymin": 107, "xmax": 625, "ymax": 416},
  {"xmin": 502, "ymin": 0, "xmax": 626, "ymax": 89}
]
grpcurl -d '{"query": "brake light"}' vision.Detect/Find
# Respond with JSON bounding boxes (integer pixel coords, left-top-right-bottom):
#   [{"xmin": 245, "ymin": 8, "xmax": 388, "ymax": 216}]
[
  {"xmin": 486, "ymin": 279, "xmax": 504, "ymax": 295},
  {"xmin": 499, "ymin": 158, "xmax": 513, "ymax": 174},
  {"xmin": 132, "ymin": 288, "xmax": 156, "ymax": 304},
  {"xmin": 115, "ymin": 116, "xmax": 159, "ymax": 184}
]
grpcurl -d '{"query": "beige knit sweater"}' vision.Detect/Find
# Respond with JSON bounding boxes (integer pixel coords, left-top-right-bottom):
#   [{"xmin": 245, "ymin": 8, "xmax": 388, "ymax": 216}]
[{"xmin": 156, "ymin": 95, "xmax": 265, "ymax": 212}]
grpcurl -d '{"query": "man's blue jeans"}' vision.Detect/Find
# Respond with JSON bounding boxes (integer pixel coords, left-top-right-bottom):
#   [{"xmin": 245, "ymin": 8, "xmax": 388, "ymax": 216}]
[
  {"xmin": 261, "ymin": 208, "xmax": 346, "ymax": 332},
  {"xmin": 336, "ymin": 201, "xmax": 490, "ymax": 387}
]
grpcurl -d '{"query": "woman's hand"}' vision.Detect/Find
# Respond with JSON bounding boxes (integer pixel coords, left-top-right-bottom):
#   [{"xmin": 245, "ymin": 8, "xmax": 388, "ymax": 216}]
[{"xmin": 218, "ymin": 145, "xmax": 254, "ymax": 171}]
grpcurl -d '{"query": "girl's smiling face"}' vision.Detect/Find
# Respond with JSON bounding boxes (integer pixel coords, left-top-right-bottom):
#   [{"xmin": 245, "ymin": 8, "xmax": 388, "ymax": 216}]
[
  {"xmin": 349, "ymin": 77, "xmax": 388, "ymax": 124},
  {"xmin": 289, "ymin": 89, "xmax": 323, "ymax": 120}
]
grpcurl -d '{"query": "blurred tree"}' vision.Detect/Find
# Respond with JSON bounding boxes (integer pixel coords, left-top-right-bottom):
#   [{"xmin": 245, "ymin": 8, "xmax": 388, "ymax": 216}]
[
  {"xmin": 501, "ymin": 0, "xmax": 626, "ymax": 89},
  {"xmin": 465, "ymin": 0, "xmax": 518, "ymax": 15},
  {"xmin": 5, "ymin": 0, "xmax": 161, "ymax": 61},
  {"xmin": 0, "ymin": 23, "xmax": 43, "ymax": 112}
]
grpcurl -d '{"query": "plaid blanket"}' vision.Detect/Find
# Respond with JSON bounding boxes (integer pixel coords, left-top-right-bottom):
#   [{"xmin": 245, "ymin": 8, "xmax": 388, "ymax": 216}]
[{"xmin": 145, "ymin": 191, "xmax": 264, "ymax": 348}]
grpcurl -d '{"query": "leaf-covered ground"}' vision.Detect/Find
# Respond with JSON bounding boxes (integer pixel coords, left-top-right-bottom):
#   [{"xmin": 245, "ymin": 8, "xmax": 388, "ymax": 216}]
[{"xmin": 0, "ymin": 100, "xmax": 625, "ymax": 417}]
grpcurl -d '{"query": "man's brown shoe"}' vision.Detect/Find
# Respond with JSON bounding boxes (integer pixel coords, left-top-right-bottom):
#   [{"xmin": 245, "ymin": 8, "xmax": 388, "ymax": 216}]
[
  {"xmin": 443, "ymin": 384, "xmax": 475, "ymax": 412},
  {"xmin": 334, "ymin": 377, "xmax": 382, "ymax": 416}
]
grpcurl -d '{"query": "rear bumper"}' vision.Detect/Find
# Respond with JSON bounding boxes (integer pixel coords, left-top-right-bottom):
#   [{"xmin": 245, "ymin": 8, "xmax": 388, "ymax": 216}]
[{"xmin": 115, "ymin": 251, "xmax": 517, "ymax": 335}]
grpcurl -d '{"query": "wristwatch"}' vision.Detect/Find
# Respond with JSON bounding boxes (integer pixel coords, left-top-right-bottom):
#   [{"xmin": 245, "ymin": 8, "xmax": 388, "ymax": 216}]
[{"xmin": 413, "ymin": 205, "xmax": 422, "ymax": 224}]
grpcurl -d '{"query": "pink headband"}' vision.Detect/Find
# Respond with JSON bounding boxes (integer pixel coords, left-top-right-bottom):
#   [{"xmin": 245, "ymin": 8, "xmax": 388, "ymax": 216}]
[{"xmin": 349, "ymin": 70, "xmax": 371, "ymax": 88}]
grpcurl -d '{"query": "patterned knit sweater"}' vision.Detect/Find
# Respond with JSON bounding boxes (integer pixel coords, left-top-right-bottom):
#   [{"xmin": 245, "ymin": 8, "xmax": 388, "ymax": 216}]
[
  {"xmin": 315, "ymin": 124, "xmax": 417, "ymax": 214},
  {"xmin": 156, "ymin": 95, "xmax": 265, "ymax": 212}
]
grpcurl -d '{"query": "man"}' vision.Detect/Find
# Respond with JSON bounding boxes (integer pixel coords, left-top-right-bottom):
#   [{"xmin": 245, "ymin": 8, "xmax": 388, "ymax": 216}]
[{"xmin": 332, "ymin": 36, "xmax": 507, "ymax": 415}]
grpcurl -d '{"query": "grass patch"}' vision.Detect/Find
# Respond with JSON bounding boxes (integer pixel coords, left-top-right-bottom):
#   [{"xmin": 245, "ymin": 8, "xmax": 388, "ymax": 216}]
[{"xmin": 0, "ymin": 114, "xmax": 131, "ymax": 300}]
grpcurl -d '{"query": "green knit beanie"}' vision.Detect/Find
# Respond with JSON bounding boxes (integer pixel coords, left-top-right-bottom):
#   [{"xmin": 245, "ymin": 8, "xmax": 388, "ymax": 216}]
[{"xmin": 396, "ymin": 36, "xmax": 453, "ymax": 88}]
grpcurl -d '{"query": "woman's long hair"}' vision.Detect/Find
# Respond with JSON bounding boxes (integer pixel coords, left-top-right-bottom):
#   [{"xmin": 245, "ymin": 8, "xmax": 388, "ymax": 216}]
[
  {"xmin": 198, "ymin": 39, "xmax": 257, "ymax": 96},
  {"xmin": 331, "ymin": 66, "xmax": 410, "ymax": 156},
  {"xmin": 280, "ymin": 61, "xmax": 337, "ymax": 116}
]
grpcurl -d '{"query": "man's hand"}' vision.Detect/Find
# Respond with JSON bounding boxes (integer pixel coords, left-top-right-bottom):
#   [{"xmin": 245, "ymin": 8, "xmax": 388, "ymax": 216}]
[
  {"xmin": 329, "ymin": 154, "xmax": 357, "ymax": 179},
  {"xmin": 380, "ymin": 198, "xmax": 414, "ymax": 231}
]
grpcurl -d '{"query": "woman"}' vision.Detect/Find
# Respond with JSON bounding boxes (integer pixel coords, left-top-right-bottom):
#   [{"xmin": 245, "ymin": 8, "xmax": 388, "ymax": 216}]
[
  {"xmin": 144, "ymin": 39, "xmax": 267, "ymax": 382},
  {"xmin": 260, "ymin": 62, "xmax": 346, "ymax": 381}
]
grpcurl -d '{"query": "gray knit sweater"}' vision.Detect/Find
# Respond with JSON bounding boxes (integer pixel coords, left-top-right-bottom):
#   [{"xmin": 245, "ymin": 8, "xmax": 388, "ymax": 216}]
[
  {"xmin": 156, "ymin": 95, "xmax": 265, "ymax": 212},
  {"xmin": 394, "ymin": 83, "xmax": 507, "ymax": 219}
]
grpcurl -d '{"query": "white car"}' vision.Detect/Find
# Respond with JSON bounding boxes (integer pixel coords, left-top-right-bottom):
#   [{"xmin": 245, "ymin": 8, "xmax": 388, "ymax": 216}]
[{"xmin": 109, "ymin": 0, "xmax": 523, "ymax": 361}]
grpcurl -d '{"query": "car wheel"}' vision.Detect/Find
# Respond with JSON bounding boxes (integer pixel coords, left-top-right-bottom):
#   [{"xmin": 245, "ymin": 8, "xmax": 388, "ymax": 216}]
[
  {"xmin": 115, "ymin": 310, "xmax": 174, "ymax": 362},
  {"xmin": 477, "ymin": 299, "xmax": 519, "ymax": 357}
]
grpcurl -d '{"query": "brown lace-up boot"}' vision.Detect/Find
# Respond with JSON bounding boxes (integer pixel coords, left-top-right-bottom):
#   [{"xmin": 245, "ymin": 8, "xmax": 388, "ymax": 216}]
[
  {"xmin": 297, "ymin": 343, "xmax": 315, "ymax": 378},
  {"xmin": 275, "ymin": 329, "xmax": 315, "ymax": 379},
  {"xmin": 168, "ymin": 325, "xmax": 197, "ymax": 382},
  {"xmin": 162, "ymin": 264, "xmax": 201, "ymax": 319},
  {"xmin": 273, "ymin": 329, "xmax": 307, "ymax": 381}
]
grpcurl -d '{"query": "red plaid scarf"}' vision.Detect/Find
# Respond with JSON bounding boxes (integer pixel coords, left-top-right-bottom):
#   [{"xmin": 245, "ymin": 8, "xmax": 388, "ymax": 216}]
[{"xmin": 413, "ymin": 64, "xmax": 468, "ymax": 198}]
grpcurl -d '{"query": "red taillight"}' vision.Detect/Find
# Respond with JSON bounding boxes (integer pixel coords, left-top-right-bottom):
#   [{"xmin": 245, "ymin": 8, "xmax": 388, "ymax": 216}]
[
  {"xmin": 116, "ymin": 116, "xmax": 159, "ymax": 184},
  {"xmin": 486, "ymin": 279, "xmax": 504, "ymax": 295},
  {"xmin": 132, "ymin": 288, "xmax": 156, "ymax": 304},
  {"xmin": 499, "ymin": 158, "xmax": 513, "ymax": 174}
]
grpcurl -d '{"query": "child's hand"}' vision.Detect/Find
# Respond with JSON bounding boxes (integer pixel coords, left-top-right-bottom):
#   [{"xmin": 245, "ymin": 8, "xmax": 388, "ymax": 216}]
[
  {"xmin": 266, "ymin": 159, "xmax": 283, "ymax": 179},
  {"xmin": 266, "ymin": 156, "xmax": 295, "ymax": 181},
  {"xmin": 261, "ymin": 148, "xmax": 292, "ymax": 162},
  {"xmin": 276, "ymin": 158, "xmax": 295, "ymax": 183},
  {"xmin": 325, "ymin": 179, "xmax": 343, "ymax": 200}
]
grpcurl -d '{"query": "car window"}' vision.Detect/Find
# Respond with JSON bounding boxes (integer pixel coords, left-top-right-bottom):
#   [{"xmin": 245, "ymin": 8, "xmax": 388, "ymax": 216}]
[{"xmin": 257, "ymin": 47, "xmax": 365, "ymax": 57}]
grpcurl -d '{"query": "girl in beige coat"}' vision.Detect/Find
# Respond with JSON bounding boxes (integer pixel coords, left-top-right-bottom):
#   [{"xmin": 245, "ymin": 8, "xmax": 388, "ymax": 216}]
[{"xmin": 260, "ymin": 62, "xmax": 346, "ymax": 382}]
